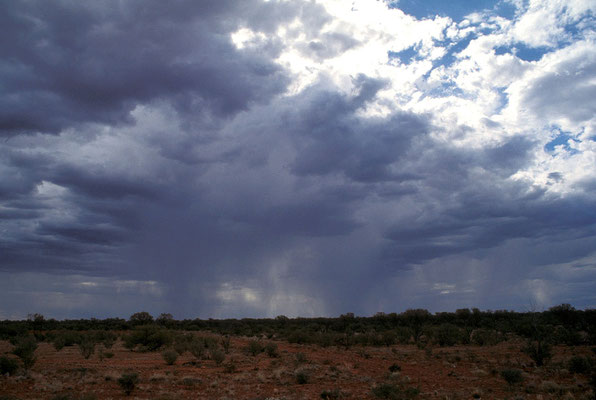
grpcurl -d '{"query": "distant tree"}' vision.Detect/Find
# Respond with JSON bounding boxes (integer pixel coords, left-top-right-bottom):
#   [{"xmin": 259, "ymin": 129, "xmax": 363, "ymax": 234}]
[
  {"xmin": 402, "ymin": 309, "xmax": 431, "ymax": 343},
  {"xmin": 27, "ymin": 313, "xmax": 45, "ymax": 331},
  {"xmin": 156, "ymin": 313, "xmax": 174, "ymax": 326},
  {"xmin": 129, "ymin": 312, "xmax": 153, "ymax": 326}
]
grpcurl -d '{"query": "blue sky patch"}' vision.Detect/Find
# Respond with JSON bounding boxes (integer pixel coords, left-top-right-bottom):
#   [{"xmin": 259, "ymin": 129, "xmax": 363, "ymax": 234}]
[
  {"xmin": 388, "ymin": 46, "xmax": 420, "ymax": 64},
  {"xmin": 495, "ymin": 43, "xmax": 550, "ymax": 62},
  {"xmin": 390, "ymin": 0, "xmax": 503, "ymax": 21},
  {"xmin": 545, "ymin": 131, "xmax": 579, "ymax": 154}
]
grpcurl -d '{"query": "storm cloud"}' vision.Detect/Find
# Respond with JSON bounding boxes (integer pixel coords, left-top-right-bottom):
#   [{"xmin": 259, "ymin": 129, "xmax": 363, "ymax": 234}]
[{"xmin": 1, "ymin": 0, "xmax": 595, "ymax": 319}]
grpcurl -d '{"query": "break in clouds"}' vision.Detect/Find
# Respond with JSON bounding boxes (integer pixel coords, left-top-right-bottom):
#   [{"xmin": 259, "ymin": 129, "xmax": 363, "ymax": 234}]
[{"xmin": 1, "ymin": 0, "xmax": 595, "ymax": 319}]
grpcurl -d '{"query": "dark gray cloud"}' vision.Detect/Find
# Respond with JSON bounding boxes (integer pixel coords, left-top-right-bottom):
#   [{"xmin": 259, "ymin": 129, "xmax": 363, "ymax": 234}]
[
  {"xmin": 1, "ymin": 0, "xmax": 595, "ymax": 319},
  {"xmin": 0, "ymin": 0, "xmax": 327, "ymax": 136}
]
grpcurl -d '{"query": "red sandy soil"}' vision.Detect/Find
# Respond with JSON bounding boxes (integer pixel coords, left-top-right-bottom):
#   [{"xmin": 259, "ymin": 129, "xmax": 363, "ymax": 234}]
[{"xmin": 1, "ymin": 335, "xmax": 593, "ymax": 399}]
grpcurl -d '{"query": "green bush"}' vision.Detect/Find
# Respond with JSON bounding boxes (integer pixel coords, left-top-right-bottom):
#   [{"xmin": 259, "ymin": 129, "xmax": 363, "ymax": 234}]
[
  {"xmin": 0, "ymin": 355, "xmax": 19, "ymax": 376},
  {"xmin": 523, "ymin": 340, "xmax": 552, "ymax": 367},
  {"xmin": 265, "ymin": 342, "xmax": 279, "ymax": 357},
  {"xmin": 12, "ymin": 335, "xmax": 38, "ymax": 370},
  {"xmin": 91, "ymin": 330, "xmax": 117, "ymax": 349},
  {"xmin": 246, "ymin": 340, "xmax": 263, "ymax": 356},
  {"xmin": 434, "ymin": 324, "xmax": 461, "ymax": 346},
  {"xmin": 372, "ymin": 382, "xmax": 419, "ymax": 399},
  {"xmin": 470, "ymin": 329, "xmax": 501, "ymax": 346},
  {"xmin": 123, "ymin": 325, "xmax": 172, "ymax": 352},
  {"xmin": 500, "ymin": 369, "xmax": 524, "ymax": 387},
  {"xmin": 162, "ymin": 349, "xmax": 178, "ymax": 365},
  {"xmin": 172, "ymin": 332, "xmax": 194, "ymax": 354},
  {"xmin": 53, "ymin": 331, "xmax": 82, "ymax": 351},
  {"xmin": 78, "ymin": 336, "xmax": 95, "ymax": 359},
  {"xmin": 117, "ymin": 372, "xmax": 139, "ymax": 395},
  {"xmin": 210, "ymin": 348, "xmax": 225, "ymax": 365}
]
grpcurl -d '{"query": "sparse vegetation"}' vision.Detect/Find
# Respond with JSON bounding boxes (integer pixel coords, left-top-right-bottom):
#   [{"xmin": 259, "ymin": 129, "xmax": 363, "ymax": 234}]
[{"xmin": 0, "ymin": 305, "xmax": 594, "ymax": 399}]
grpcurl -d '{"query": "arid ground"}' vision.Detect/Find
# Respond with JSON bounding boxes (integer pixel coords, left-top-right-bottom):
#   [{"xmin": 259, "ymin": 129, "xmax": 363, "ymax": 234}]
[{"xmin": 1, "ymin": 335, "xmax": 594, "ymax": 399}]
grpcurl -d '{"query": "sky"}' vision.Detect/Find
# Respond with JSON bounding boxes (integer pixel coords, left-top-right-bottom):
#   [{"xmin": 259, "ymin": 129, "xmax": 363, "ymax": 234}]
[{"xmin": 1, "ymin": 0, "xmax": 595, "ymax": 320}]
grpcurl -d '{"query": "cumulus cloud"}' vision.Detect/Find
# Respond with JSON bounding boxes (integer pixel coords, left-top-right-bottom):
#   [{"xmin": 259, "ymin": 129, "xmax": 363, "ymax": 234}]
[{"xmin": 1, "ymin": 0, "xmax": 595, "ymax": 319}]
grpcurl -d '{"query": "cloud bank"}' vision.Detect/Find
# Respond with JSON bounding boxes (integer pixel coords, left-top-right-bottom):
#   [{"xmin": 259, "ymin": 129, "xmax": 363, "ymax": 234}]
[{"xmin": 1, "ymin": 0, "xmax": 595, "ymax": 319}]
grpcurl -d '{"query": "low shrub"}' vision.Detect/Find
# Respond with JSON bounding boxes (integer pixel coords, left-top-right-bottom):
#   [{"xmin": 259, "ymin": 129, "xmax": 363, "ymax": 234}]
[
  {"xmin": 295, "ymin": 352, "xmax": 307, "ymax": 364},
  {"xmin": 162, "ymin": 349, "xmax": 178, "ymax": 365},
  {"xmin": 188, "ymin": 337, "xmax": 207, "ymax": 360},
  {"xmin": 371, "ymin": 382, "xmax": 419, "ymax": 399},
  {"xmin": 434, "ymin": 324, "xmax": 461, "ymax": 347},
  {"xmin": 265, "ymin": 342, "xmax": 279, "ymax": 358},
  {"xmin": 221, "ymin": 336, "xmax": 231, "ymax": 353},
  {"xmin": 246, "ymin": 340, "xmax": 263, "ymax": 356},
  {"xmin": 501, "ymin": 369, "xmax": 524, "ymax": 387},
  {"xmin": 388, "ymin": 363, "xmax": 401, "ymax": 372},
  {"xmin": 223, "ymin": 360, "xmax": 237, "ymax": 373},
  {"xmin": 12, "ymin": 334, "xmax": 38, "ymax": 370},
  {"xmin": 123, "ymin": 325, "xmax": 172, "ymax": 352},
  {"xmin": 296, "ymin": 369, "xmax": 309, "ymax": 384},
  {"xmin": 117, "ymin": 372, "xmax": 139, "ymax": 395},
  {"xmin": 78, "ymin": 337, "xmax": 95, "ymax": 359},
  {"xmin": 470, "ymin": 329, "xmax": 501, "ymax": 346},
  {"xmin": 523, "ymin": 340, "xmax": 552, "ymax": 367},
  {"xmin": 320, "ymin": 389, "xmax": 342, "ymax": 399},
  {"xmin": 52, "ymin": 331, "xmax": 82, "ymax": 351},
  {"xmin": 210, "ymin": 348, "xmax": 225, "ymax": 365},
  {"xmin": 568, "ymin": 355, "xmax": 592, "ymax": 374},
  {"xmin": 0, "ymin": 355, "xmax": 19, "ymax": 376}
]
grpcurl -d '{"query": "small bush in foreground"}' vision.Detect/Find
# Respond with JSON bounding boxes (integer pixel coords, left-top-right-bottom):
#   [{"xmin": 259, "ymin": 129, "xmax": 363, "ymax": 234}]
[
  {"xmin": 0, "ymin": 355, "xmax": 19, "ymax": 376},
  {"xmin": 265, "ymin": 342, "xmax": 279, "ymax": 358},
  {"xmin": 162, "ymin": 349, "xmax": 178, "ymax": 365},
  {"xmin": 389, "ymin": 363, "xmax": 401, "ymax": 372},
  {"xmin": 321, "ymin": 388, "xmax": 343, "ymax": 399},
  {"xmin": 78, "ymin": 337, "xmax": 95, "ymax": 359},
  {"xmin": 12, "ymin": 335, "xmax": 37, "ymax": 370},
  {"xmin": 246, "ymin": 340, "xmax": 263, "ymax": 356},
  {"xmin": 118, "ymin": 372, "xmax": 139, "ymax": 396},
  {"xmin": 501, "ymin": 369, "xmax": 524, "ymax": 387},
  {"xmin": 523, "ymin": 340, "xmax": 552, "ymax": 367},
  {"xmin": 568, "ymin": 355, "xmax": 592, "ymax": 374},
  {"xmin": 372, "ymin": 382, "xmax": 419, "ymax": 399},
  {"xmin": 296, "ymin": 369, "xmax": 309, "ymax": 384},
  {"xmin": 210, "ymin": 348, "xmax": 225, "ymax": 365}
]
